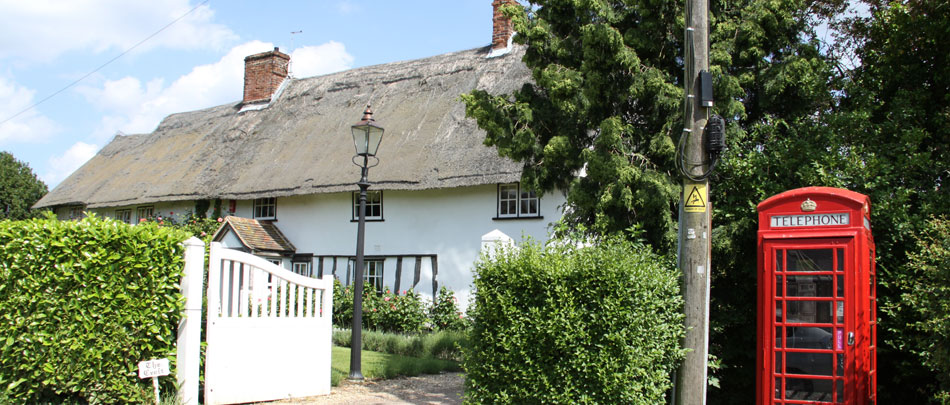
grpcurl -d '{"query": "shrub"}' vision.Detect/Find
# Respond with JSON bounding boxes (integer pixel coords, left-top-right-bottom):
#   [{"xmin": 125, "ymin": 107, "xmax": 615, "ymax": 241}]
[
  {"xmin": 0, "ymin": 213, "xmax": 189, "ymax": 403},
  {"xmin": 430, "ymin": 286, "xmax": 467, "ymax": 331},
  {"xmin": 332, "ymin": 281, "xmax": 428, "ymax": 334},
  {"xmin": 888, "ymin": 216, "xmax": 950, "ymax": 402},
  {"xmin": 463, "ymin": 237, "xmax": 686, "ymax": 404},
  {"xmin": 333, "ymin": 328, "xmax": 467, "ymax": 362}
]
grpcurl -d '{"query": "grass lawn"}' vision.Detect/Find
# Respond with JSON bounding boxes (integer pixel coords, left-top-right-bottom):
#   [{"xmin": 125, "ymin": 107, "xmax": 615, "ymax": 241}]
[{"xmin": 330, "ymin": 345, "xmax": 462, "ymax": 386}]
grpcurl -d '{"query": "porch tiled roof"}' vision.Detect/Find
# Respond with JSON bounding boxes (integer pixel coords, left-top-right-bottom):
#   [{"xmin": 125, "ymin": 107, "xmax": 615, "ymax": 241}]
[{"xmin": 213, "ymin": 216, "xmax": 295, "ymax": 254}]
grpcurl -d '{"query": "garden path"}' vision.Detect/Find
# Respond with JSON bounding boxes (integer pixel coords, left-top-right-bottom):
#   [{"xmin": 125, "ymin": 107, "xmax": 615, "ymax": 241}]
[{"xmin": 261, "ymin": 372, "xmax": 463, "ymax": 405}]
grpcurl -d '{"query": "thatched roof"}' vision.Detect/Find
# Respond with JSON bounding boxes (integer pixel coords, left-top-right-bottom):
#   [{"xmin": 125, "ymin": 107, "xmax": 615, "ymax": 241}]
[{"xmin": 35, "ymin": 45, "xmax": 529, "ymax": 209}]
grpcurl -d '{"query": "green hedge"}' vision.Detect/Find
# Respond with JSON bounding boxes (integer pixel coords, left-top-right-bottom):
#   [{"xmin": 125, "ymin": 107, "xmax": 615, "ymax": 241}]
[
  {"xmin": 463, "ymin": 238, "xmax": 686, "ymax": 404},
  {"xmin": 0, "ymin": 214, "xmax": 189, "ymax": 403}
]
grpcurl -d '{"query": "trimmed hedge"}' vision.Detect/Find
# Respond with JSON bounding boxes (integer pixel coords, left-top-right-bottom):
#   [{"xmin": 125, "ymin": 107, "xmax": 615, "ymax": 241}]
[
  {"xmin": 463, "ymin": 238, "xmax": 686, "ymax": 404},
  {"xmin": 0, "ymin": 214, "xmax": 189, "ymax": 403}
]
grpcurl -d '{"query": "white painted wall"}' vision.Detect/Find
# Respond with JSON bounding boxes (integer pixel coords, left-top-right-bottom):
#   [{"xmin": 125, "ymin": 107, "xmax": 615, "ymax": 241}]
[
  {"xmin": 274, "ymin": 184, "xmax": 564, "ymax": 309},
  {"xmin": 80, "ymin": 184, "xmax": 566, "ymax": 310}
]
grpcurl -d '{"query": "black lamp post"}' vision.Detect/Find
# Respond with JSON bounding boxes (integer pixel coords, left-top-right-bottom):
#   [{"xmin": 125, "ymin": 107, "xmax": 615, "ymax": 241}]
[{"xmin": 348, "ymin": 105, "xmax": 384, "ymax": 381}]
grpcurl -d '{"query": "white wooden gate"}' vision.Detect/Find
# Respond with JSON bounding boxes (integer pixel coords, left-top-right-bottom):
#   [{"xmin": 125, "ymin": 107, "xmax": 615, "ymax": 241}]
[{"xmin": 204, "ymin": 242, "xmax": 333, "ymax": 404}]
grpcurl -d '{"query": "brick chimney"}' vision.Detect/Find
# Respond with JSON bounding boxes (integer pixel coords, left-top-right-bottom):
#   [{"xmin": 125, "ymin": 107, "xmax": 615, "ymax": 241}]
[
  {"xmin": 243, "ymin": 47, "xmax": 290, "ymax": 104},
  {"xmin": 491, "ymin": 0, "xmax": 517, "ymax": 51}
]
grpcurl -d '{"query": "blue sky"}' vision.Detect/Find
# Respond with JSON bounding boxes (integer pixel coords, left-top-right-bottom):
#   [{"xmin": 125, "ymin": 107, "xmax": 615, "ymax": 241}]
[{"xmin": 0, "ymin": 0, "xmax": 495, "ymax": 188}]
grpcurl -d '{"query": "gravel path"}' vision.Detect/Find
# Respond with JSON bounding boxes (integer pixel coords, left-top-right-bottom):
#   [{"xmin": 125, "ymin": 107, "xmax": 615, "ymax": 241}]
[{"xmin": 262, "ymin": 372, "xmax": 464, "ymax": 405}]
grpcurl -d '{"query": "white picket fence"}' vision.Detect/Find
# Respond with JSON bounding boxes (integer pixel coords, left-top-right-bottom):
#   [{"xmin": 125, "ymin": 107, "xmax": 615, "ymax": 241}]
[{"xmin": 177, "ymin": 239, "xmax": 333, "ymax": 405}]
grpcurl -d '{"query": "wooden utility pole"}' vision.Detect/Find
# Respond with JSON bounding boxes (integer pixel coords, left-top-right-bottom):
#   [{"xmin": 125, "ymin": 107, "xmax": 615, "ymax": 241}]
[{"xmin": 675, "ymin": 0, "xmax": 711, "ymax": 403}]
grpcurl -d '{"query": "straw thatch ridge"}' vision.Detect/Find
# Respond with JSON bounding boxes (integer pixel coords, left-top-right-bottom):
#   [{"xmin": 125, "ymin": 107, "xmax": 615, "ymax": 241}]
[{"xmin": 35, "ymin": 45, "xmax": 530, "ymax": 209}]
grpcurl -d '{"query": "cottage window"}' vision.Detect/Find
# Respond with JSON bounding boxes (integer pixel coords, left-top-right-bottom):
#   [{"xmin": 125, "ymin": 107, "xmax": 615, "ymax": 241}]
[
  {"xmin": 136, "ymin": 206, "xmax": 153, "ymax": 222},
  {"xmin": 254, "ymin": 198, "xmax": 276, "ymax": 220},
  {"xmin": 115, "ymin": 209, "xmax": 132, "ymax": 224},
  {"xmin": 349, "ymin": 258, "xmax": 384, "ymax": 294},
  {"xmin": 67, "ymin": 206, "xmax": 84, "ymax": 220},
  {"xmin": 496, "ymin": 183, "xmax": 540, "ymax": 219},
  {"xmin": 293, "ymin": 262, "xmax": 311, "ymax": 277},
  {"xmin": 352, "ymin": 190, "xmax": 383, "ymax": 221}
]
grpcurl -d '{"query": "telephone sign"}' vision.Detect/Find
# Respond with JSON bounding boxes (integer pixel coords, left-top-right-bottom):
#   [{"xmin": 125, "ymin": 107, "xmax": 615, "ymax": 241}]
[{"xmin": 757, "ymin": 187, "xmax": 877, "ymax": 404}]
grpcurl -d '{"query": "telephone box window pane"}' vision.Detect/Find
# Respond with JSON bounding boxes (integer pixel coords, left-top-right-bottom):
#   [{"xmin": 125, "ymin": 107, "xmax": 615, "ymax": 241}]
[
  {"xmin": 776, "ymin": 327, "xmax": 782, "ymax": 348},
  {"xmin": 787, "ymin": 301, "xmax": 833, "ymax": 323},
  {"xmin": 786, "ymin": 352, "xmax": 833, "ymax": 376},
  {"xmin": 787, "ymin": 249, "xmax": 834, "ymax": 271},
  {"xmin": 776, "ymin": 302, "xmax": 783, "ymax": 323},
  {"xmin": 836, "ymin": 275, "xmax": 844, "ymax": 297},
  {"xmin": 836, "ymin": 248, "xmax": 844, "ymax": 272},
  {"xmin": 836, "ymin": 301, "xmax": 844, "ymax": 323},
  {"xmin": 785, "ymin": 378, "xmax": 833, "ymax": 401},
  {"xmin": 775, "ymin": 378, "xmax": 781, "ymax": 399},
  {"xmin": 836, "ymin": 354, "xmax": 844, "ymax": 376},
  {"xmin": 835, "ymin": 380, "xmax": 844, "ymax": 403},
  {"xmin": 787, "ymin": 275, "xmax": 833, "ymax": 297},
  {"xmin": 776, "ymin": 276, "xmax": 783, "ymax": 297},
  {"xmin": 786, "ymin": 326, "xmax": 833, "ymax": 349},
  {"xmin": 776, "ymin": 250, "xmax": 784, "ymax": 272},
  {"xmin": 775, "ymin": 352, "xmax": 783, "ymax": 373}
]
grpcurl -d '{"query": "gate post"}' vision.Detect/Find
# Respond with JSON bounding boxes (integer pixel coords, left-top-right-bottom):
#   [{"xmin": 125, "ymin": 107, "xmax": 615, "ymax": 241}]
[{"xmin": 178, "ymin": 237, "xmax": 205, "ymax": 405}]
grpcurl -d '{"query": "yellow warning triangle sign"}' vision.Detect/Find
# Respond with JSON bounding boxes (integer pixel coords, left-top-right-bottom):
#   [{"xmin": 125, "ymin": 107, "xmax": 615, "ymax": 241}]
[{"xmin": 684, "ymin": 185, "xmax": 706, "ymax": 212}]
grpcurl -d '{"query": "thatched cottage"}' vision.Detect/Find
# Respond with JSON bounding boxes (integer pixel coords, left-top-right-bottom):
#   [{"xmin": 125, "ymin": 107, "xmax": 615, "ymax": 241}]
[{"xmin": 33, "ymin": 1, "xmax": 565, "ymax": 306}]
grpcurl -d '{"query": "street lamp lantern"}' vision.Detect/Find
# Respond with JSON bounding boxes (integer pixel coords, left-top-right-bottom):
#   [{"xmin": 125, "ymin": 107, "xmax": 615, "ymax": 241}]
[
  {"xmin": 348, "ymin": 105, "xmax": 383, "ymax": 381},
  {"xmin": 351, "ymin": 106, "xmax": 384, "ymax": 157}
]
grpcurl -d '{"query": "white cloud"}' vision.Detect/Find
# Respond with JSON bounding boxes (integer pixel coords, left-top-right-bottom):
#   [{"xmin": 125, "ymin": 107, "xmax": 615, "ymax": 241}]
[
  {"xmin": 43, "ymin": 141, "xmax": 99, "ymax": 187},
  {"xmin": 337, "ymin": 1, "xmax": 362, "ymax": 14},
  {"xmin": 290, "ymin": 42, "xmax": 354, "ymax": 78},
  {"xmin": 0, "ymin": 76, "xmax": 59, "ymax": 145},
  {"xmin": 0, "ymin": 0, "xmax": 237, "ymax": 63},
  {"xmin": 80, "ymin": 40, "xmax": 354, "ymax": 140}
]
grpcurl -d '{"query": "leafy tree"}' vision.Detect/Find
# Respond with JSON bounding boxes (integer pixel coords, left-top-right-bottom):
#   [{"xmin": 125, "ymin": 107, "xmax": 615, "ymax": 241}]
[
  {"xmin": 828, "ymin": 1, "xmax": 950, "ymax": 401},
  {"xmin": 463, "ymin": 1, "xmax": 844, "ymax": 402},
  {"xmin": 0, "ymin": 151, "xmax": 48, "ymax": 220}
]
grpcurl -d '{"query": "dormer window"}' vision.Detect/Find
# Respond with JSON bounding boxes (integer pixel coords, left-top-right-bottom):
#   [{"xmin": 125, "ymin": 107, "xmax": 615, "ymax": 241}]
[{"xmin": 254, "ymin": 197, "xmax": 276, "ymax": 220}]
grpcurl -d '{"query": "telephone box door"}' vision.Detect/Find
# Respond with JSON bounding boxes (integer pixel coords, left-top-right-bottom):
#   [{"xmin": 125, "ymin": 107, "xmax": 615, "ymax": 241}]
[{"xmin": 766, "ymin": 238, "xmax": 852, "ymax": 403}]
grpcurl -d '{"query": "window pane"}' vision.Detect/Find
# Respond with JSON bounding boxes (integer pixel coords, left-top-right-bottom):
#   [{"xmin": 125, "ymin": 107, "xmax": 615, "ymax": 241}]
[
  {"xmin": 498, "ymin": 184, "xmax": 518, "ymax": 216},
  {"xmin": 785, "ymin": 378, "xmax": 833, "ymax": 402},
  {"xmin": 787, "ymin": 249, "xmax": 834, "ymax": 272},
  {"xmin": 786, "ymin": 326, "xmax": 833, "ymax": 349},
  {"xmin": 787, "ymin": 301, "xmax": 834, "ymax": 323},
  {"xmin": 787, "ymin": 275, "xmax": 833, "ymax": 297},
  {"xmin": 786, "ymin": 352, "xmax": 833, "ymax": 376}
]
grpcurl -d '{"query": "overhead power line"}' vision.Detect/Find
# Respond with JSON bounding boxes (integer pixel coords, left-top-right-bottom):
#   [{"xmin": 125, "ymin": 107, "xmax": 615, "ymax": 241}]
[{"xmin": 0, "ymin": 0, "xmax": 211, "ymax": 127}]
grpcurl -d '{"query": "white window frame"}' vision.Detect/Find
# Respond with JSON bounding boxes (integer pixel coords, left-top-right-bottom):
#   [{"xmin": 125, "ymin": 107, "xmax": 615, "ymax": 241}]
[
  {"xmin": 292, "ymin": 261, "xmax": 311, "ymax": 277},
  {"xmin": 254, "ymin": 197, "xmax": 276, "ymax": 220},
  {"xmin": 349, "ymin": 258, "xmax": 384, "ymax": 293},
  {"xmin": 352, "ymin": 190, "xmax": 383, "ymax": 221},
  {"xmin": 115, "ymin": 209, "xmax": 132, "ymax": 224},
  {"xmin": 136, "ymin": 206, "xmax": 154, "ymax": 222},
  {"xmin": 497, "ymin": 183, "xmax": 540, "ymax": 218}
]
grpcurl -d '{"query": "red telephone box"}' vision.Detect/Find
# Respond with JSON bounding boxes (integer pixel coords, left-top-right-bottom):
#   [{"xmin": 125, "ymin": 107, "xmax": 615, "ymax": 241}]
[{"xmin": 756, "ymin": 187, "xmax": 877, "ymax": 404}]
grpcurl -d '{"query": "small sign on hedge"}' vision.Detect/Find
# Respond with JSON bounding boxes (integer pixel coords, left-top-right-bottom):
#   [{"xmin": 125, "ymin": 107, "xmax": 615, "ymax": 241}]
[{"xmin": 138, "ymin": 358, "xmax": 170, "ymax": 405}]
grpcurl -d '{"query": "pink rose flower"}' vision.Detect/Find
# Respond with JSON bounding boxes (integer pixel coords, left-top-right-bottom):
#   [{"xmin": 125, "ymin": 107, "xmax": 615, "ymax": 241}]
[
  {"xmin": 217, "ymin": 217, "xmax": 223, "ymax": 222},
  {"xmin": 384, "ymin": 296, "xmax": 390, "ymax": 301}
]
